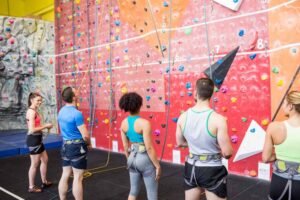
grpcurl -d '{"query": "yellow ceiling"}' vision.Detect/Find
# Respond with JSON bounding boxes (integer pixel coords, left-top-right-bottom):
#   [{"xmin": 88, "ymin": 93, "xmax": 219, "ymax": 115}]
[{"xmin": 0, "ymin": 0, "xmax": 54, "ymax": 21}]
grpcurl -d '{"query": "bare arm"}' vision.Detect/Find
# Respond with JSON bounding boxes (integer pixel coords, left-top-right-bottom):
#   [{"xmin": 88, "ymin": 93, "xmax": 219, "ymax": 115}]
[
  {"xmin": 27, "ymin": 110, "xmax": 52, "ymax": 133},
  {"xmin": 77, "ymin": 124, "xmax": 91, "ymax": 146},
  {"xmin": 262, "ymin": 122, "xmax": 277, "ymax": 163},
  {"xmin": 176, "ymin": 112, "xmax": 188, "ymax": 147},
  {"xmin": 120, "ymin": 120, "xmax": 130, "ymax": 158},
  {"xmin": 143, "ymin": 120, "xmax": 161, "ymax": 180},
  {"xmin": 216, "ymin": 115, "xmax": 233, "ymax": 159}
]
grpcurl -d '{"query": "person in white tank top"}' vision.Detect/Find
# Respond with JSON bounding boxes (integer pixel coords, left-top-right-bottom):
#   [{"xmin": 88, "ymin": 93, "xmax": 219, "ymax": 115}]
[{"xmin": 176, "ymin": 78, "xmax": 233, "ymax": 200}]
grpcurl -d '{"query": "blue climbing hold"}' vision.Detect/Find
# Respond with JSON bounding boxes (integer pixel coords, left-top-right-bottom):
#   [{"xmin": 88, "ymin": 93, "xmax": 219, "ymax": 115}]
[
  {"xmin": 238, "ymin": 29, "xmax": 245, "ymax": 37},
  {"xmin": 164, "ymin": 100, "xmax": 170, "ymax": 105},
  {"xmin": 146, "ymin": 96, "xmax": 151, "ymax": 101},
  {"xmin": 249, "ymin": 54, "xmax": 257, "ymax": 60},
  {"xmin": 217, "ymin": 59, "xmax": 223, "ymax": 64},
  {"xmin": 187, "ymin": 91, "xmax": 193, "ymax": 96},
  {"xmin": 114, "ymin": 20, "xmax": 121, "ymax": 26},
  {"xmin": 106, "ymin": 60, "xmax": 110, "ymax": 65},
  {"xmin": 172, "ymin": 118, "xmax": 178, "ymax": 123},
  {"xmin": 165, "ymin": 67, "xmax": 170, "ymax": 73},
  {"xmin": 233, "ymin": 0, "xmax": 239, "ymax": 3},
  {"xmin": 178, "ymin": 65, "xmax": 184, "ymax": 72},
  {"xmin": 186, "ymin": 82, "xmax": 191, "ymax": 89},
  {"xmin": 250, "ymin": 128, "xmax": 256, "ymax": 133},
  {"xmin": 163, "ymin": 1, "xmax": 168, "ymax": 7},
  {"xmin": 124, "ymin": 48, "xmax": 128, "ymax": 53},
  {"xmin": 98, "ymin": 82, "xmax": 102, "ymax": 87}
]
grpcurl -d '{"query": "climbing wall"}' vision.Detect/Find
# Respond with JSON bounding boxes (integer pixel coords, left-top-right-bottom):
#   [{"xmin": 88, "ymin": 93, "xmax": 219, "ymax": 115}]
[
  {"xmin": 55, "ymin": 0, "xmax": 300, "ymax": 179},
  {"xmin": 0, "ymin": 16, "xmax": 57, "ymax": 130}
]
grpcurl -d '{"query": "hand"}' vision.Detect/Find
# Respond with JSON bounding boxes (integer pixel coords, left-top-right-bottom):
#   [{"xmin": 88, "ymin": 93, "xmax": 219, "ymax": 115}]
[
  {"xmin": 45, "ymin": 123, "xmax": 53, "ymax": 129},
  {"xmin": 87, "ymin": 144, "xmax": 92, "ymax": 150},
  {"xmin": 155, "ymin": 166, "xmax": 162, "ymax": 181}
]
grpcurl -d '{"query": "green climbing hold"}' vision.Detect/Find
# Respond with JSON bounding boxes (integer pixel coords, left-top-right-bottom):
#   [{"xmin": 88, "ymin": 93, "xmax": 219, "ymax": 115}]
[
  {"xmin": 184, "ymin": 27, "xmax": 192, "ymax": 35},
  {"xmin": 272, "ymin": 67, "xmax": 280, "ymax": 74},
  {"xmin": 241, "ymin": 117, "xmax": 247, "ymax": 122}
]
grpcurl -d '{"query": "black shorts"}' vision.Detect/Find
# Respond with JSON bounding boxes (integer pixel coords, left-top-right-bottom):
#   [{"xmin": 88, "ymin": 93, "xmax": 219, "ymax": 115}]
[
  {"xmin": 269, "ymin": 173, "xmax": 300, "ymax": 200},
  {"xmin": 61, "ymin": 141, "xmax": 88, "ymax": 170},
  {"xmin": 26, "ymin": 134, "xmax": 45, "ymax": 155},
  {"xmin": 184, "ymin": 162, "xmax": 228, "ymax": 198}
]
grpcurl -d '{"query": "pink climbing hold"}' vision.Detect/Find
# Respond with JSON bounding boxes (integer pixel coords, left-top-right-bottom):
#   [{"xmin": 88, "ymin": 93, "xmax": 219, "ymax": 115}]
[
  {"xmin": 231, "ymin": 135, "xmax": 238, "ymax": 143},
  {"xmin": 154, "ymin": 129, "xmax": 160, "ymax": 136}
]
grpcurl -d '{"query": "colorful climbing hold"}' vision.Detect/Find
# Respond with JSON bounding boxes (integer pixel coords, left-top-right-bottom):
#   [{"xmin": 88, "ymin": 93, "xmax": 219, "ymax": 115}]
[
  {"xmin": 231, "ymin": 97, "xmax": 237, "ymax": 103},
  {"xmin": 261, "ymin": 119, "xmax": 269, "ymax": 126},
  {"xmin": 184, "ymin": 27, "xmax": 192, "ymax": 35},
  {"xmin": 231, "ymin": 135, "xmax": 238, "ymax": 143},
  {"xmin": 238, "ymin": 29, "xmax": 245, "ymax": 37},
  {"xmin": 154, "ymin": 129, "xmax": 160, "ymax": 136},
  {"xmin": 272, "ymin": 67, "xmax": 280, "ymax": 74},
  {"xmin": 277, "ymin": 79, "xmax": 284, "ymax": 87},
  {"xmin": 241, "ymin": 117, "xmax": 247, "ymax": 122},
  {"xmin": 249, "ymin": 54, "xmax": 257, "ymax": 60}
]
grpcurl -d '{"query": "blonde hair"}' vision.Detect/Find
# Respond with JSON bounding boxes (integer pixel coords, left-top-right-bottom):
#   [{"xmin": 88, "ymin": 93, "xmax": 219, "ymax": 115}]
[{"xmin": 286, "ymin": 91, "xmax": 300, "ymax": 113}]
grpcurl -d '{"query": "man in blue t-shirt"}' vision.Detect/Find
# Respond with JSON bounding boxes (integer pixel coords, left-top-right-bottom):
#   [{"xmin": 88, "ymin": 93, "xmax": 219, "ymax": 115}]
[{"xmin": 57, "ymin": 87, "xmax": 91, "ymax": 200}]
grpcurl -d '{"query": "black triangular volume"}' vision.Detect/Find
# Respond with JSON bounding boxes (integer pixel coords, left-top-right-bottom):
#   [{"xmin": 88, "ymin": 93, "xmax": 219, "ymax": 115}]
[{"xmin": 204, "ymin": 46, "xmax": 239, "ymax": 88}]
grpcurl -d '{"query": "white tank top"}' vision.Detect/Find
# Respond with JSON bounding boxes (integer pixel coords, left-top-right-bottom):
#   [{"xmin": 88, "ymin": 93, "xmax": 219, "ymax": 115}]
[{"xmin": 183, "ymin": 108, "xmax": 222, "ymax": 166}]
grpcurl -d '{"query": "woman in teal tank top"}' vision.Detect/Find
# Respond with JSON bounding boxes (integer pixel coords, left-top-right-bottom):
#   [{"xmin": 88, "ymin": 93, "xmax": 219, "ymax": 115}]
[
  {"xmin": 119, "ymin": 92, "xmax": 161, "ymax": 200},
  {"xmin": 262, "ymin": 91, "xmax": 300, "ymax": 200}
]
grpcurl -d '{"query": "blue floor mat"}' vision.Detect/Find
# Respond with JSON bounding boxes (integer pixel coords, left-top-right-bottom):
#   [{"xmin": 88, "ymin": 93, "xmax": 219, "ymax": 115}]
[{"xmin": 0, "ymin": 130, "xmax": 62, "ymax": 158}]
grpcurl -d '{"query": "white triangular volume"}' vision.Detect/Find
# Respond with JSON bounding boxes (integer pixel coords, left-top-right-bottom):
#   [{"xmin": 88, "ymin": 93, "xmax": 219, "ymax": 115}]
[
  {"xmin": 233, "ymin": 120, "xmax": 266, "ymax": 162},
  {"xmin": 213, "ymin": 0, "xmax": 244, "ymax": 11}
]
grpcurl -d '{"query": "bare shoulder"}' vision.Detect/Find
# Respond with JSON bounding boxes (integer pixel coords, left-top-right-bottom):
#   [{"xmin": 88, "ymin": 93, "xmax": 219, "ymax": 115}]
[
  {"xmin": 120, "ymin": 118, "xmax": 128, "ymax": 130},
  {"xmin": 178, "ymin": 111, "xmax": 187, "ymax": 124},
  {"xmin": 267, "ymin": 121, "xmax": 284, "ymax": 134},
  {"xmin": 138, "ymin": 118, "xmax": 151, "ymax": 127},
  {"xmin": 211, "ymin": 111, "xmax": 226, "ymax": 123},
  {"xmin": 26, "ymin": 109, "xmax": 35, "ymax": 118}
]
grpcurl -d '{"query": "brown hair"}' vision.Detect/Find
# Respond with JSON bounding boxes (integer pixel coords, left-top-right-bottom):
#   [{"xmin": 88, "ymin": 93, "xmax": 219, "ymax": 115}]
[
  {"xmin": 62, "ymin": 87, "xmax": 75, "ymax": 103},
  {"xmin": 28, "ymin": 92, "xmax": 42, "ymax": 107},
  {"xmin": 196, "ymin": 78, "xmax": 215, "ymax": 101},
  {"xmin": 286, "ymin": 91, "xmax": 300, "ymax": 114}
]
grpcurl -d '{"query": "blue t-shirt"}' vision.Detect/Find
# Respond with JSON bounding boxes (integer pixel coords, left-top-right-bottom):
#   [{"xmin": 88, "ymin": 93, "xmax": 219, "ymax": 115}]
[{"xmin": 58, "ymin": 105, "xmax": 84, "ymax": 140}]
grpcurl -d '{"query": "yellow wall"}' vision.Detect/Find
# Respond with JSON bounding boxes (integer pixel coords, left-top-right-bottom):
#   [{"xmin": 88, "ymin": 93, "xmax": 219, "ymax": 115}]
[{"xmin": 0, "ymin": 0, "xmax": 53, "ymax": 21}]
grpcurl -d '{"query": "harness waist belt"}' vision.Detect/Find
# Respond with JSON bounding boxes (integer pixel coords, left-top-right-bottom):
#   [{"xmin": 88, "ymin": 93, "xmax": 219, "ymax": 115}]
[
  {"xmin": 130, "ymin": 143, "xmax": 146, "ymax": 153},
  {"xmin": 63, "ymin": 139, "xmax": 85, "ymax": 144},
  {"xmin": 188, "ymin": 153, "xmax": 222, "ymax": 162}
]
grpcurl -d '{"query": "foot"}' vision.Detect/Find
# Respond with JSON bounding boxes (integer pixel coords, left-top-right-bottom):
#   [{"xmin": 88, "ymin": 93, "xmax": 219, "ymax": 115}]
[
  {"xmin": 41, "ymin": 181, "xmax": 52, "ymax": 189},
  {"xmin": 28, "ymin": 186, "xmax": 42, "ymax": 193}
]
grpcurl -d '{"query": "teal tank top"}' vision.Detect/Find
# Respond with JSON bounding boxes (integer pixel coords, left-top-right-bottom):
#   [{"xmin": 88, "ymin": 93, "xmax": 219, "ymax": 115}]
[{"xmin": 126, "ymin": 116, "xmax": 144, "ymax": 143}]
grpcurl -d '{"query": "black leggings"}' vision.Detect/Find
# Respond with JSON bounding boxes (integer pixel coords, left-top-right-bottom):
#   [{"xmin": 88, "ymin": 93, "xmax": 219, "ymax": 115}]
[{"xmin": 269, "ymin": 173, "xmax": 300, "ymax": 200}]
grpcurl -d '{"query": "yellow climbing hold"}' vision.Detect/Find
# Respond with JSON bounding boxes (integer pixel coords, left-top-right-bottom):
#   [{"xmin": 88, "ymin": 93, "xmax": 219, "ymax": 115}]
[
  {"xmin": 75, "ymin": 0, "xmax": 80, "ymax": 4},
  {"xmin": 77, "ymin": 103, "xmax": 80, "ymax": 107},
  {"xmin": 87, "ymin": 117, "xmax": 90, "ymax": 122},
  {"xmin": 121, "ymin": 87, "xmax": 128, "ymax": 94},
  {"xmin": 104, "ymin": 119, "xmax": 109, "ymax": 124},
  {"xmin": 261, "ymin": 74, "xmax": 268, "ymax": 80},
  {"xmin": 106, "ymin": 45, "xmax": 110, "ymax": 50},
  {"xmin": 277, "ymin": 79, "xmax": 284, "ymax": 87},
  {"xmin": 106, "ymin": 75, "xmax": 110, "ymax": 82},
  {"xmin": 231, "ymin": 97, "xmax": 237, "ymax": 103},
  {"xmin": 261, "ymin": 119, "xmax": 269, "ymax": 126}
]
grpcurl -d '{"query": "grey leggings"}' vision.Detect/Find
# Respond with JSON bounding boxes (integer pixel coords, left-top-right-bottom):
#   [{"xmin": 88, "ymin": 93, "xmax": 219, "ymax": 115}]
[{"xmin": 127, "ymin": 151, "xmax": 158, "ymax": 200}]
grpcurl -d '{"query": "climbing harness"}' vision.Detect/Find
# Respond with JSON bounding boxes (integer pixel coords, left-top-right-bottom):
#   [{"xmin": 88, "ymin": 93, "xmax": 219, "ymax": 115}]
[
  {"xmin": 185, "ymin": 153, "xmax": 224, "ymax": 190},
  {"xmin": 269, "ymin": 160, "xmax": 300, "ymax": 200},
  {"xmin": 127, "ymin": 143, "xmax": 147, "ymax": 170}
]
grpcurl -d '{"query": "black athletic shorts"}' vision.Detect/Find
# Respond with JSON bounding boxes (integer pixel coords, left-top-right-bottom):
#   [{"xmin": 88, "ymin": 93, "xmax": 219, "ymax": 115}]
[
  {"xmin": 184, "ymin": 162, "xmax": 228, "ymax": 198},
  {"xmin": 26, "ymin": 134, "xmax": 45, "ymax": 155},
  {"xmin": 269, "ymin": 173, "xmax": 300, "ymax": 200}
]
